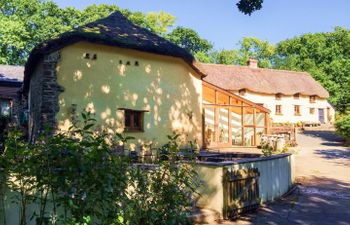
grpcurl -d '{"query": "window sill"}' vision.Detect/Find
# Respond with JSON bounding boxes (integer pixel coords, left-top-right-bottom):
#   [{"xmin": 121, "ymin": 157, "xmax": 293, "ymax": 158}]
[
  {"xmin": 275, "ymin": 113, "xmax": 283, "ymax": 116},
  {"xmin": 124, "ymin": 129, "xmax": 144, "ymax": 133},
  {"xmin": 294, "ymin": 114, "xmax": 301, "ymax": 116}
]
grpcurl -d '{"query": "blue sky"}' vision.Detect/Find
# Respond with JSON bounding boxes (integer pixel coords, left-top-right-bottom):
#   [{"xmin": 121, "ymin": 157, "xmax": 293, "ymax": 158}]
[{"xmin": 53, "ymin": 0, "xmax": 350, "ymax": 50}]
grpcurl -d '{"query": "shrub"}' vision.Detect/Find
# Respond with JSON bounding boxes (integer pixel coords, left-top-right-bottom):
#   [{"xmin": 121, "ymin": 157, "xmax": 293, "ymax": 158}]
[
  {"xmin": 335, "ymin": 114, "xmax": 350, "ymax": 145},
  {"xmin": 1, "ymin": 112, "xmax": 199, "ymax": 225}
]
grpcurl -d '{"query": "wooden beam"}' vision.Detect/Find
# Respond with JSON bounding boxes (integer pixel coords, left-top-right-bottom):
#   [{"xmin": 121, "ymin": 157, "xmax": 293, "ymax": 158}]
[
  {"xmin": 253, "ymin": 108, "xmax": 257, "ymax": 146},
  {"xmin": 214, "ymin": 90, "xmax": 219, "ymax": 144},
  {"xmin": 202, "ymin": 80, "xmax": 270, "ymax": 113},
  {"xmin": 228, "ymin": 97, "xmax": 233, "ymax": 146},
  {"xmin": 202, "ymin": 107, "xmax": 206, "ymax": 148},
  {"xmin": 241, "ymin": 102, "xmax": 245, "ymax": 146}
]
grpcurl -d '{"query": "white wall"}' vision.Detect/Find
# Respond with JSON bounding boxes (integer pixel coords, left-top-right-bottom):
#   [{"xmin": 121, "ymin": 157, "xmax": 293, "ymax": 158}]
[{"xmin": 232, "ymin": 90, "xmax": 335, "ymax": 124}]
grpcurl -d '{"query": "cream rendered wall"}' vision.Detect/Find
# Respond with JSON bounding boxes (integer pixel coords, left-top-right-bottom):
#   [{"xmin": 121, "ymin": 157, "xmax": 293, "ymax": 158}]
[
  {"xmin": 56, "ymin": 41, "xmax": 203, "ymax": 148},
  {"xmin": 232, "ymin": 90, "xmax": 335, "ymax": 124}
]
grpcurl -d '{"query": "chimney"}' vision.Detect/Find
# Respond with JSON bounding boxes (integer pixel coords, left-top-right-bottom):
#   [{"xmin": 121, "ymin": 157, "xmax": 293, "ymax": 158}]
[{"xmin": 247, "ymin": 57, "xmax": 258, "ymax": 68}]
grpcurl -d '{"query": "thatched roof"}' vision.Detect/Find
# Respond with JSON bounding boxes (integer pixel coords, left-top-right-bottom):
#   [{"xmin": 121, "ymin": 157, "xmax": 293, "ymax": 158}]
[
  {"xmin": 23, "ymin": 11, "xmax": 204, "ymax": 92},
  {"xmin": 0, "ymin": 65, "xmax": 24, "ymax": 86},
  {"xmin": 201, "ymin": 63, "xmax": 329, "ymax": 98}
]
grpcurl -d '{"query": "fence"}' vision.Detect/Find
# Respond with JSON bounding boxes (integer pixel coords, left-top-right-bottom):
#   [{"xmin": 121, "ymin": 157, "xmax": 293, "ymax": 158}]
[{"xmin": 222, "ymin": 168, "xmax": 260, "ymax": 219}]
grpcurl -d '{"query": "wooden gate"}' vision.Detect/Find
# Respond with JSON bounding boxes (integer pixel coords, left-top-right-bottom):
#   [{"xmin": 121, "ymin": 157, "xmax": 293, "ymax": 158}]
[{"xmin": 223, "ymin": 168, "xmax": 260, "ymax": 219}]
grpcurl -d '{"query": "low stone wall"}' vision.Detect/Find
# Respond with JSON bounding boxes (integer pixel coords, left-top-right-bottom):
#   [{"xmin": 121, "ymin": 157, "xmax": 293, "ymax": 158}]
[{"xmin": 196, "ymin": 153, "xmax": 295, "ymax": 217}]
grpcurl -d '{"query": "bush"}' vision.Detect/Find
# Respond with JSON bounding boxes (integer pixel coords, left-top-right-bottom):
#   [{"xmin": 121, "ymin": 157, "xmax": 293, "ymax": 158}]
[
  {"xmin": 0, "ymin": 115, "xmax": 10, "ymax": 152},
  {"xmin": 335, "ymin": 114, "xmax": 350, "ymax": 145},
  {"xmin": 1, "ymin": 112, "xmax": 199, "ymax": 225}
]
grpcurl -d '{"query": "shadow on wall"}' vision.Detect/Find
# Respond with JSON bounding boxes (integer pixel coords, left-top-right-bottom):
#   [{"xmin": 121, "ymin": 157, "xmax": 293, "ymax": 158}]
[
  {"xmin": 56, "ymin": 44, "xmax": 202, "ymax": 148},
  {"xmin": 242, "ymin": 176, "xmax": 350, "ymax": 225}
]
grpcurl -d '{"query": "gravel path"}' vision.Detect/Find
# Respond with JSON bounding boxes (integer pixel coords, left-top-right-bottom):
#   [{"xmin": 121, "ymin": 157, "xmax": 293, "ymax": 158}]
[{"xmin": 210, "ymin": 130, "xmax": 350, "ymax": 225}]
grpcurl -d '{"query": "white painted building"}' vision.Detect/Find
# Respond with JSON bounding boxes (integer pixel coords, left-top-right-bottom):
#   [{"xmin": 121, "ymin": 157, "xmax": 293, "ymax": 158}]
[{"xmin": 200, "ymin": 59, "xmax": 335, "ymax": 125}]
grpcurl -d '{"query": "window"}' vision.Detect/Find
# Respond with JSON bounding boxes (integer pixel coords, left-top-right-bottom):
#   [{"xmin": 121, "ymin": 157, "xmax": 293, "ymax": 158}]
[
  {"xmin": 310, "ymin": 108, "xmax": 315, "ymax": 114},
  {"xmin": 0, "ymin": 99, "xmax": 11, "ymax": 116},
  {"xmin": 239, "ymin": 89, "xmax": 246, "ymax": 96},
  {"xmin": 294, "ymin": 105, "xmax": 301, "ymax": 116},
  {"xmin": 293, "ymin": 93, "xmax": 300, "ymax": 99},
  {"xmin": 275, "ymin": 93, "xmax": 282, "ymax": 100},
  {"xmin": 310, "ymin": 95, "xmax": 316, "ymax": 103},
  {"xmin": 275, "ymin": 105, "xmax": 282, "ymax": 115},
  {"xmin": 124, "ymin": 109, "xmax": 144, "ymax": 132}
]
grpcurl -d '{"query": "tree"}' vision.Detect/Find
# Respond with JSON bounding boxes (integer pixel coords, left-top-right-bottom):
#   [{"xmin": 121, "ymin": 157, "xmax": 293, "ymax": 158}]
[
  {"xmin": 275, "ymin": 27, "xmax": 350, "ymax": 112},
  {"xmin": 238, "ymin": 37, "xmax": 275, "ymax": 67},
  {"xmin": 236, "ymin": 0, "xmax": 264, "ymax": 15},
  {"xmin": 166, "ymin": 26, "xmax": 213, "ymax": 54},
  {"xmin": 0, "ymin": 0, "xmax": 176, "ymax": 65}
]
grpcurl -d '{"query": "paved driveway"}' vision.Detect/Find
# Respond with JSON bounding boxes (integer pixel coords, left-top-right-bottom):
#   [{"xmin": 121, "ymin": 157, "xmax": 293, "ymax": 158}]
[{"xmin": 220, "ymin": 130, "xmax": 350, "ymax": 225}]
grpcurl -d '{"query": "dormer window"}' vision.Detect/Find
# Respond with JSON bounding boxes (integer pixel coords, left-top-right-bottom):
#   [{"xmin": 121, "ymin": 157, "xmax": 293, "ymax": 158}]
[
  {"xmin": 275, "ymin": 93, "xmax": 282, "ymax": 100},
  {"xmin": 239, "ymin": 89, "xmax": 246, "ymax": 96},
  {"xmin": 310, "ymin": 95, "xmax": 316, "ymax": 103},
  {"xmin": 293, "ymin": 93, "xmax": 300, "ymax": 99}
]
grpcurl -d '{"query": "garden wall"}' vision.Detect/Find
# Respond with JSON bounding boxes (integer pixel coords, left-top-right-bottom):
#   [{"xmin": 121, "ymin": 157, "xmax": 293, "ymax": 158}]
[{"xmin": 196, "ymin": 153, "xmax": 295, "ymax": 217}]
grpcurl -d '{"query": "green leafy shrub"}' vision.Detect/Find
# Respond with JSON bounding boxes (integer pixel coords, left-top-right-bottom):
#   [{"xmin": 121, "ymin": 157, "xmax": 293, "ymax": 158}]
[
  {"xmin": 0, "ymin": 115, "xmax": 10, "ymax": 152},
  {"xmin": 1, "ymin": 112, "xmax": 199, "ymax": 225},
  {"xmin": 124, "ymin": 133, "xmax": 199, "ymax": 225},
  {"xmin": 335, "ymin": 114, "xmax": 350, "ymax": 145}
]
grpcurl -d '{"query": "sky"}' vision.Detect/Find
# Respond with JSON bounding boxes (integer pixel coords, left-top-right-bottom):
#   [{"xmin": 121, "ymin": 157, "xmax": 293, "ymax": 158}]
[{"xmin": 53, "ymin": 0, "xmax": 350, "ymax": 50}]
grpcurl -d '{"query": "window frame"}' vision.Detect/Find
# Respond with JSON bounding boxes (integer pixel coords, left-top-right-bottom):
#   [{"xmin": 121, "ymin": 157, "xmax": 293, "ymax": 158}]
[
  {"xmin": 293, "ymin": 93, "xmax": 300, "ymax": 99},
  {"xmin": 238, "ymin": 89, "xmax": 246, "ymax": 96},
  {"xmin": 0, "ymin": 98, "xmax": 12, "ymax": 117},
  {"xmin": 310, "ymin": 108, "xmax": 315, "ymax": 115},
  {"xmin": 294, "ymin": 105, "xmax": 301, "ymax": 116},
  {"xmin": 275, "ymin": 105, "xmax": 282, "ymax": 115},
  {"xmin": 275, "ymin": 93, "xmax": 282, "ymax": 100},
  {"xmin": 309, "ymin": 95, "xmax": 316, "ymax": 103},
  {"xmin": 120, "ymin": 108, "xmax": 146, "ymax": 132}
]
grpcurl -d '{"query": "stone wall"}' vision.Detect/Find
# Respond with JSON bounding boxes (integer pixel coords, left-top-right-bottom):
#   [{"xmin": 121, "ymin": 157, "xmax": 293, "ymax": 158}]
[{"xmin": 28, "ymin": 51, "xmax": 64, "ymax": 141}]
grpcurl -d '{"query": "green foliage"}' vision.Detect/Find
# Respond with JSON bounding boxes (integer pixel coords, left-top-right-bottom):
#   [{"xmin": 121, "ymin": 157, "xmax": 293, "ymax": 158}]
[
  {"xmin": 167, "ymin": 26, "xmax": 213, "ymax": 54},
  {"xmin": 1, "ymin": 113, "xmax": 199, "ymax": 225},
  {"xmin": 200, "ymin": 37, "xmax": 275, "ymax": 67},
  {"xmin": 335, "ymin": 114, "xmax": 350, "ymax": 145},
  {"xmin": 275, "ymin": 27, "xmax": 350, "ymax": 112},
  {"xmin": 0, "ymin": 115, "xmax": 10, "ymax": 152},
  {"xmin": 238, "ymin": 37, "xmax": 275, "ymax": 67},
  {"xmin": 0, "ymin": 0, "xmax": 176, "ymax": 65},
  {"xmin": 214, "ymin": 49, "xmax": 241, "ymax": 65},
  {"xmin": 124, "ymin": 133, "xmax": 198, "ymax": 225},
  {"xmin": 194, "ymin": 51, "xmax": 212, "ymax": 63},
  {"xmin": 236, "ymin": 0, "xmax": 264, "ymax": 15}
]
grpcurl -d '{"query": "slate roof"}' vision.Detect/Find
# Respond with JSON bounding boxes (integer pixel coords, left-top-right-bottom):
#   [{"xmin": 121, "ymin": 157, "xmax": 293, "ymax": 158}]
[
  {"xmin": 24, "ymin": 11, "xmax": 205, "ymax": 92},
  {"xmin": 201, "ymin": 63, "xmax": 329, "ymax": 98},
  {"xmin": 0, "ymin": 65, "xmax": 24, "ymax": 86}
]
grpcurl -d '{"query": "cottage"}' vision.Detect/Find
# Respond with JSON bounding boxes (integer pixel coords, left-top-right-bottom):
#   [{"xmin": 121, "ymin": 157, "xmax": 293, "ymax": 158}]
[
  {"xmin": 22, "ymin": 11, "xmax": 270, "ymax": 149},
  {"xmin": 201, "ymin": 59, "xmax": 335, "ymax": 125},
  {"xmin": 0, "ymin": 65, "xmax": 23, "ymax": 118}
]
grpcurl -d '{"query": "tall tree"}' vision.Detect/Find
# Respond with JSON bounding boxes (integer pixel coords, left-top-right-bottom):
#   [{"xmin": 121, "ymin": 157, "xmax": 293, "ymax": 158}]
[
  {"xmin": 275, "ymin": 27, "xmax": 350, "ymax": 112},
  {"xmin": 166, "ymin": 26, "xmax": 213, "ymax": 54},
  {"xmin": 238, "ymin": 37, "xmax": 275, "ymax": 67},
  {"xmin": 0, "ymin": 0, "xmax": 176, "ymax": 65}
]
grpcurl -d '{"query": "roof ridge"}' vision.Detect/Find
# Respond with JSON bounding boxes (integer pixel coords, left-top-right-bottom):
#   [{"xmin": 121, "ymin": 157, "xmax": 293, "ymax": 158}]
[{"xmin": 200, "ymin": 63, "xmax": 311, "ymax": 76}]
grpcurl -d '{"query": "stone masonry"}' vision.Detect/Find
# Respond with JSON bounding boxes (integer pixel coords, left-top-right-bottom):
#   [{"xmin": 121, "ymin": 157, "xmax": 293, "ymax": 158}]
[{"xmin": 29, "ymin": 51, "xmax": 64, "ymax": 140}]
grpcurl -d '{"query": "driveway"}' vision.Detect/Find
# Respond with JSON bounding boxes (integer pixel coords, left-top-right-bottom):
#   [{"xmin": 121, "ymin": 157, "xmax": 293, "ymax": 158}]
[{"xmin": 217, "ymin": 130, "xmax": 350, "ymax": 225}]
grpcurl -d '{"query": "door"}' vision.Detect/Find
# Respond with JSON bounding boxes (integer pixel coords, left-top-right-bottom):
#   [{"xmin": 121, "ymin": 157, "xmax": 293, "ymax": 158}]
[{"xmin": 318, "ymin": 108, "xmax": 325, "ymax": 124}]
